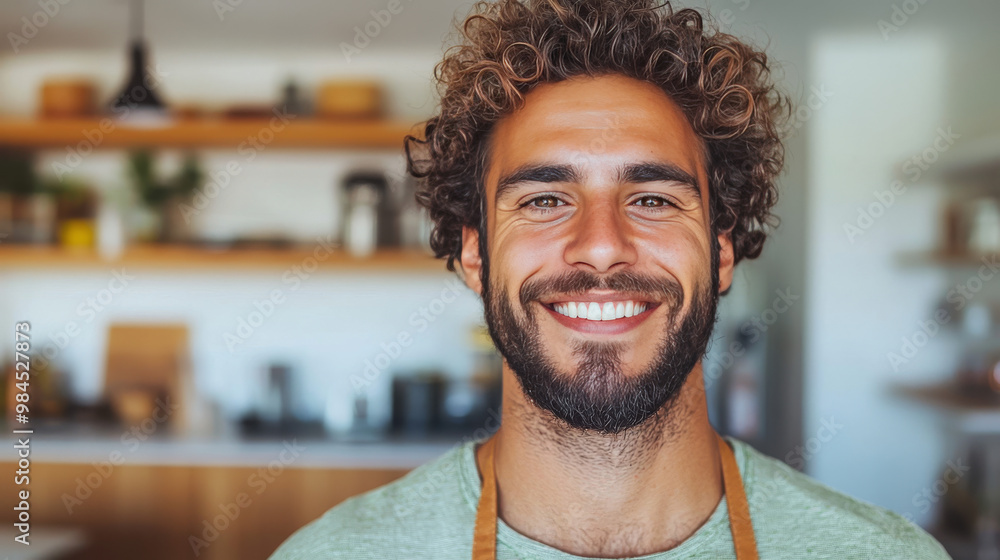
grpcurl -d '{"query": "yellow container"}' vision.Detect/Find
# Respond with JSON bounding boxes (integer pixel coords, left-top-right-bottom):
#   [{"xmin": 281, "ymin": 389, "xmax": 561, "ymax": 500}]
[{"xmin": 58, "ymin": 218, "xmax": 95, "ymax": 248}]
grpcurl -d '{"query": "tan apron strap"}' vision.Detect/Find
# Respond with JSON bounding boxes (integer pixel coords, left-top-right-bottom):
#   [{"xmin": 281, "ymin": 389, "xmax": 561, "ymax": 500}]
[
  {"xmin": 472, "ymin": 432, "xmax": 758, "ymax": 560},
  {"xmin": 472, "ymin": 435, "xmax": 498, "ymax": 560},
  {"xmin": 717, "ymin": 433, "xmax": 759, "ymax": 559}
]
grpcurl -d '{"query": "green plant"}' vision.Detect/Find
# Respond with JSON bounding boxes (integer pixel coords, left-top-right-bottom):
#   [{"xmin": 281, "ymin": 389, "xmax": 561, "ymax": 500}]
[
  {"xmin": 0, "ymin": 150, "xmax": 38, "ymax": 195},
  {"xmin": 127, "ymin": 151, "xmax": 202, "ymax": 208},
  {"xmin": 41, "ymin": 177, "xmax": 96, "ymax": 220}
]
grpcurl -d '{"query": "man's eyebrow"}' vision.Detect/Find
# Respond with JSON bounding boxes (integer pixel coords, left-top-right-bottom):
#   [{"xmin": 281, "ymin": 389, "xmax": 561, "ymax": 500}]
[
  {"xmin": 493, "ymin": 161, "xmax": 702, "ymax": 202},
  {"xmin": 618, "ymin": 162, "xmax": 701, "ymax": 201},
  {"xmin": 494, "ymin": 164, "xmax": 579, "ymax": 202}
]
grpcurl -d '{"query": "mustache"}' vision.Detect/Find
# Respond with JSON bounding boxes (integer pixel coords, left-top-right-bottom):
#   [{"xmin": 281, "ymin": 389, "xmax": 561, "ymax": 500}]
[{"xmin": 519, "ymin": 269, "xmax": 684, "ymax": 309}]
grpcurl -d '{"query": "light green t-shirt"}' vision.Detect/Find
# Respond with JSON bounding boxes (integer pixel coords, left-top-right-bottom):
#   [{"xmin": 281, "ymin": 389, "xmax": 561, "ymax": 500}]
[{"xmin": 268, "ymin": 435, "xmax": 951, "ymax": 560}]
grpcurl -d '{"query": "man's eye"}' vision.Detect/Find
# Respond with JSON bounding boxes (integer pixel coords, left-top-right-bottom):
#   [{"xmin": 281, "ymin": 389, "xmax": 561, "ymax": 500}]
[
  {"xmin": 526, "ymin": 196, "xmax": 563, "ymax": 208},
  {"xmin": 633, "ymin": 196, "xmax": 672, "ymax": 208}
]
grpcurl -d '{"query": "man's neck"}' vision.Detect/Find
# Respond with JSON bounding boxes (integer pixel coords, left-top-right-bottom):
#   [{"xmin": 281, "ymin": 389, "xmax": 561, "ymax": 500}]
[{"xmin": 490, "ymin": 363, "xmax": 723, "ymax": 558}]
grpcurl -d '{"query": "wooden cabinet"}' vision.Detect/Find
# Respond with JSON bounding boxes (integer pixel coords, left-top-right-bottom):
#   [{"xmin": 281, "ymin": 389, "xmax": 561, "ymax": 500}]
[{"xmin": 0, "ymin": 461, "xmax": 408, "ymax": 560}]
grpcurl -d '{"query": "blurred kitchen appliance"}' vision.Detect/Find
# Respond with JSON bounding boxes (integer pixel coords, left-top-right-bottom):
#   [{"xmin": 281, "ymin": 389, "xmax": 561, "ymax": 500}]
[
  {"xmin": 340, "ymin": 170, "xmax": 397, "ymax": 257},
  {"xmin": 391, "ymin": 371, "xmax": 446, "ymax": 437},
  {"xmin": 261, "ymin": 363, "xmax": 294, "ymax": 425},
  {"xmin": 390, "ymin": 327, "xmax": 503, "ymax": 438},
  {"xmin": 239, "ymin": 363, "xmax": 324, "ymax": 438},
  {"xmin": 397, "ymin": 174, "xmax": 434, "ymax": 253},
  {"xmin": 324, "ymin": 387, "xmax": 381, "ymax": 440},
  {"xmin": 315, "ymin": 80, "xmax": 382, "ymax": 120},
  {"xmin": 279, "ymin": 78, "xmax": 309, "ymax": 117},
  {"xmin": 440, "ymin": 372, "xmax": 502, "ymax": 434}
]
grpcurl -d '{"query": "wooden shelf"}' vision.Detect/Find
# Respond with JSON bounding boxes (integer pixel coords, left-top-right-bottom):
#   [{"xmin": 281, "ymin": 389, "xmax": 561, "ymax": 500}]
[
  {"xmin": 894, "ymin": 382, "xmax": 1000, "ymax": 412},
  {"xmin": 0, "ymin": 244, "xmax": 445, "ymax": 271},
  {"xmin": 0, "ymin": 117, "xmax": 419, "ymax": 150},
  {"xmin": 892, "ymin": 382, "xmax": 1000, "ymax": 435},
  {"xmin": 893, "ymin": 132, "xmax": 1000, "ymax": 189}
]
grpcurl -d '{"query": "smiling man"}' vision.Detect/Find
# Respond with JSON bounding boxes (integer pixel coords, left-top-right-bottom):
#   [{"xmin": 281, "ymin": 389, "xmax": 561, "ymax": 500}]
[{"xmin": 269, "ymin": 1, "xmax": 951, "ymax": 559}]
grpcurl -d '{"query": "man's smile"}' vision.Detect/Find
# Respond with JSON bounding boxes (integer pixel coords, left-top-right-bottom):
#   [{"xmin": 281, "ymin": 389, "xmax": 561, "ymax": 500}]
[
  {"xmin": 550, "ymin": 300, "xmax": 650, "ymax": 320},
  {"xmin": 538, "ymin": 293, "xmax": 662, "ymax": 335}
]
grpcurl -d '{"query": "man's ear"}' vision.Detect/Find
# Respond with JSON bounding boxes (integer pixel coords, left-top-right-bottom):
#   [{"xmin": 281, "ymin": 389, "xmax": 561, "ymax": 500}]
[
  {"xmin": 460, "ymin": 226, "xmax": 484, "ymax": 296},
  {"xmin": 717, "ymin": 230, "xmax": 735, "ymax": 294}
]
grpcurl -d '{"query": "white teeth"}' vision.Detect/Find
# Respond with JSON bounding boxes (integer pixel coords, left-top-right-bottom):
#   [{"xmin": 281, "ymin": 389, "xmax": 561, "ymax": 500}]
[
  {"xmin": 601, "ymin": 302, "xmax": 616, "ymax": 320},
  {"xmin": 551, "ymin": 300, "xmax": 649, "ymax": 322},
  {"xmin": 587, "ymin": 302, "xmax": 602, "ymax": 320}
]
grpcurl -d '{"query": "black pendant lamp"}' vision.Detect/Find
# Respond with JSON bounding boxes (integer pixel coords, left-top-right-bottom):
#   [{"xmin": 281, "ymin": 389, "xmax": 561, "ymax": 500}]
[{"xmin": 109, "ymin": 0, "xmax": 167, "ymax": 116}]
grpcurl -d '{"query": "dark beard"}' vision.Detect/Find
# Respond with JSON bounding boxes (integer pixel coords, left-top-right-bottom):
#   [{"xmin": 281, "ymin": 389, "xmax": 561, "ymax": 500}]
[{"xmin": 481, "ymin": 244, "xmax": 720, "ymax": 434}]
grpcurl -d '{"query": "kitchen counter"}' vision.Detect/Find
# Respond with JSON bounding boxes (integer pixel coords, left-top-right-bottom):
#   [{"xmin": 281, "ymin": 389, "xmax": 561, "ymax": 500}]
[
  {"xmin": 4, "ymin": 431, "xmax": 467, "ymax": 469},
  {"xmin": 0, "ymin": 527, "xmax": 85, "ymax": 559}
]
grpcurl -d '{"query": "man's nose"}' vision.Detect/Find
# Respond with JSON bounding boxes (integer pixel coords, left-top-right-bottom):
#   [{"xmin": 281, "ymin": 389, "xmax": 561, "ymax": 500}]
[{"xmin": 562, "ymin": 200, "xmax": 638, "ymax": 273}]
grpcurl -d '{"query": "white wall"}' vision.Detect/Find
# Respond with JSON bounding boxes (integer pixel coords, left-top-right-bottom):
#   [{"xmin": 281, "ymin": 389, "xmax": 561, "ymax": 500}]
[
  {"xmin": 804, "ymin": 33, "xmax": 973, "ymax": 525},
  {"xmin": 1, "ymin": 264, "xmax": 484, "ymax": 428}
]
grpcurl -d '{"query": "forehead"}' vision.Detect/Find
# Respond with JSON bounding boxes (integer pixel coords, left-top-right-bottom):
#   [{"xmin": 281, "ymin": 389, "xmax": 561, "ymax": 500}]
[{"xmin": 486, "ymin": 73, "xmax": 707, "ymax": 190}]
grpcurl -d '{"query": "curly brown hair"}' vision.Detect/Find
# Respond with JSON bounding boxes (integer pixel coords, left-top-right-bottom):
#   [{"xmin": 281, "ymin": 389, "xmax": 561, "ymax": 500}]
[{"xmin": 405, "ymin": 0, "xmax": 789, "ymax": 273}]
